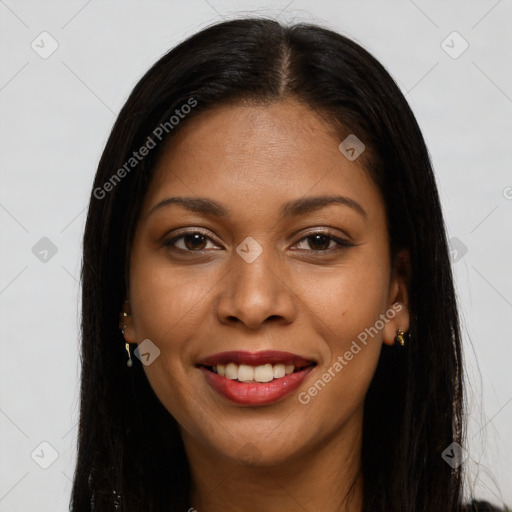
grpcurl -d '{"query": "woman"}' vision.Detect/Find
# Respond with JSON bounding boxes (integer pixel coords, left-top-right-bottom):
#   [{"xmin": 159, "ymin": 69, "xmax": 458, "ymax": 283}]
[{"xmin": 71, "ymin": 17, "xmax": 507, "ymax": 512}]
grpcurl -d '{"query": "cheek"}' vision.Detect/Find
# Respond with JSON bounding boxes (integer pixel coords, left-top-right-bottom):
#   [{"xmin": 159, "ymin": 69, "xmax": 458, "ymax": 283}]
[
  {"xmin": 296, "ymin": 253, "xmax": 390, "ymax": 349},
  {"xmin": 129, "ymin": 247, "xmax": 212, "ymax": 341},
  {"xmin": 127, "ymin": 248, "xmax": 211, "ymax": 408},
  {"xmin": 128, "ymin": 259, "xmax": 206, "ymax": 432},
  {"xmin": 294, "ymin": 257, "xmax": 388, "ymax": 412}
]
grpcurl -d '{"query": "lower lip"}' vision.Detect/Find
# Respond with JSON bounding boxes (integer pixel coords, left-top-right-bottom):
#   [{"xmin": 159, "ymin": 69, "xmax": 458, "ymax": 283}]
[{"xmin": 199, "ymin": 365, "xmax": 315, "ymax": 406}]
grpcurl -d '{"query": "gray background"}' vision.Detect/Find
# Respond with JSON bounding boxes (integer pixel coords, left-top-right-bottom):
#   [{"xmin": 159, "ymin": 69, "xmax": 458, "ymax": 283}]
[{"xmin": 0, "ymin": 0, "xmax": 511, "ymax": 510}]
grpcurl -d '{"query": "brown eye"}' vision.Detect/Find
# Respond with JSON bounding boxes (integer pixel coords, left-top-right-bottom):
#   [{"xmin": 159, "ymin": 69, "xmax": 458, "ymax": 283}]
[
  {"xmin": 293, "ymin": 231, "xmax": 354, "ymax": 253},
  {"xmin": 182, "ymin": 233, "xmax": 208, "ymax": 250},
  {"xmin": 306, "ymin": 234, "xmax": 332, "ymax": 251},
  {"xmin": 163, "ymin": 231, "xmax": 219, "ymax": 252}
]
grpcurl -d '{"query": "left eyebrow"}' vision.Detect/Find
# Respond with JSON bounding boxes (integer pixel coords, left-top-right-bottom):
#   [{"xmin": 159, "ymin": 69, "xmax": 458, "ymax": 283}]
[
  {"xmin": 280, "ymin": 194, "xmax": 368, "ymax": 220},
  {"xmin": 146, "ymin": 194, "xmax": 368, "ymax": 221}
]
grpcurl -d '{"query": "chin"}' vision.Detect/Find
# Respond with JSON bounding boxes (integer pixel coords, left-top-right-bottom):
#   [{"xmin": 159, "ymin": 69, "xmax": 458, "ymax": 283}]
[{"xmin": 205, "ymin": 429, "xmax": 307, "ymax": 467}]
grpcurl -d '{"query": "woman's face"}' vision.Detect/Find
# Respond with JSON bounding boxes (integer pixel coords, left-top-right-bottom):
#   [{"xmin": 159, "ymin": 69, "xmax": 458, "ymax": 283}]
[{"xmin": 122, "ymin": 98, "xmax": 410, "ymax": 465}]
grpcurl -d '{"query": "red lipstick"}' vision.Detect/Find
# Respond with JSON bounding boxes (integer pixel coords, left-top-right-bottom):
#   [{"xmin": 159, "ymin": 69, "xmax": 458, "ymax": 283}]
[{"xmin": 197, "ymin": 350, "xmax": 316, "ymax": 406}]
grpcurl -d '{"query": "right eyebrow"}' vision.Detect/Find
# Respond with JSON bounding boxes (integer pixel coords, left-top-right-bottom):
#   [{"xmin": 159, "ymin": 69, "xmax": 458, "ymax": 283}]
[{"xmin": 147, "ymin": 196, "xmax": 228, "ymax": 219}]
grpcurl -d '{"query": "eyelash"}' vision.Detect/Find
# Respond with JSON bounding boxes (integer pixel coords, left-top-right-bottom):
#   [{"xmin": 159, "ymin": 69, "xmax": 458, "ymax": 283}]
[{"xmin": 162, "ymin": 229, "xmax": 354, "ymax": 255}]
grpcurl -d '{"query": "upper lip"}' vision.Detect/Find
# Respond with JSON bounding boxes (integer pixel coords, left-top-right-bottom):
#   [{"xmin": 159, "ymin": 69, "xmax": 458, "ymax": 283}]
[{"xmin": 197, "ymin": 350, "xmax": 316, "ymax": 368}]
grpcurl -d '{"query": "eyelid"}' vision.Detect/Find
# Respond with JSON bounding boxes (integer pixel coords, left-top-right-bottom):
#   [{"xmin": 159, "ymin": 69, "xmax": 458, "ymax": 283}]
[{"xmin": 293, "ymin": 227, "xmax": 352, "ymax": 243}]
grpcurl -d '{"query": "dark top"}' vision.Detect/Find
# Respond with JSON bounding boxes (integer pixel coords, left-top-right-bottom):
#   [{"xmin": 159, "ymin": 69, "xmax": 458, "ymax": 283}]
[{"xmin": 464, "ymin": 500, "xmax": 510, "ymax": 511}]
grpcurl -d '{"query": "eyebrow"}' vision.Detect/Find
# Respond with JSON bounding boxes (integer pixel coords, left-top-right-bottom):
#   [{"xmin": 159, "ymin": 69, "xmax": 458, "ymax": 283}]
[{"xmin": 147, "ymin": 194, "xmax": 368, "ymax": 220}]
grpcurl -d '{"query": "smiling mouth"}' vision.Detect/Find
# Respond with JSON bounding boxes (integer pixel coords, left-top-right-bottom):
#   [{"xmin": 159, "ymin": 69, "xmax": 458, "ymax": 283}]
[{"xmin": 199, "ymin": 361, "xmax": 317, "ymax": 384}]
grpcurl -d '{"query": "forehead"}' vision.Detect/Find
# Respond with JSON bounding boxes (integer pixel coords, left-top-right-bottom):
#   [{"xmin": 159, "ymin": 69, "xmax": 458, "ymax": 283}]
[{"xmin": 141, "ymin": 99, "xmax": 382, "ymax": 220}]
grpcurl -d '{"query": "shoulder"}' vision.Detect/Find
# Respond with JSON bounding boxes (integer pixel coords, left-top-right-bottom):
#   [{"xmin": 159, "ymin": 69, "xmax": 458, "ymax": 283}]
[{"xmin": 461, "ymin": 500, "xmax": 510, "ymax": 512}]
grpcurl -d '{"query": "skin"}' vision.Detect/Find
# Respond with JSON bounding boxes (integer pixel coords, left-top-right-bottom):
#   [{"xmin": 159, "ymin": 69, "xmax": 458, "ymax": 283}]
[{"xmin": 119, "ymin": 98, "xmax": 410, "ymax": 512}]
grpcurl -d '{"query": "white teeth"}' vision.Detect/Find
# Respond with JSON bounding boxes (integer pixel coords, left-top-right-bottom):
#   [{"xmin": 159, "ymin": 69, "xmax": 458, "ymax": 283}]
[
  {"xmin": 272, "ymin": 363, "xmax": 285, "ymax": 378},
  {"xmin": 238, "ymin": 364, "xmax": 254, "ymax": 382},
  {"xmin": 254, "ymin": 364, "xmax": 274, "ymax": 382},
  {"xmin": 213, "ymin": 362, "xmax": 302, "ymax": 382},
  {"xmin": 225, "ymin": 362, "xmax": 238, "ymax": 379}
]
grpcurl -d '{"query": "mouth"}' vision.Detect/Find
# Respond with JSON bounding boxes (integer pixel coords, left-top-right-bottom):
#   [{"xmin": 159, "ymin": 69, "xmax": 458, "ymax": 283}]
[{"xmin": 196, "ymin": 350, "xmax": 317, "ymax": 405}]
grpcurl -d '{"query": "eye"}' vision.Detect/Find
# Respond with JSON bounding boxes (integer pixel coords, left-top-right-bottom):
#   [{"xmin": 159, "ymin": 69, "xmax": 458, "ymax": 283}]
[
  {"xmin": 292, "ymin": 232, "xmax": 354, "ymax": 253},
  {"xmin": 162, "ymin": 231, "xmax": 220, "ymax": 252}
]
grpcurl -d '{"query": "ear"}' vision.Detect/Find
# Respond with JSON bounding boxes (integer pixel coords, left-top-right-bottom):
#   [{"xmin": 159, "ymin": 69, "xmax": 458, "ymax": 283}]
[
  {"xmin": 383, "ymin": 249, "xmax": 411, "ymax": 346},
  {"xmin": 118, "ymin": 299, "xmax": 136, "ymax": 343}
]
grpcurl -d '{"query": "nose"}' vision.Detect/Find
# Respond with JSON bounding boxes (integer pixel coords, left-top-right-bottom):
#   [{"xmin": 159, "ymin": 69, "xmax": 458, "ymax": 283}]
[{"xmin": 215, "ymin": 247, "xmax": 298, "ymax": 330}]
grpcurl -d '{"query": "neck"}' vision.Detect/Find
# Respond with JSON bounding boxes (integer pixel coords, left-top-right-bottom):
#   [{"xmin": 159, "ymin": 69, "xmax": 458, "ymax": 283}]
[{"xmin": 183, "ymin": 418, "xmax": 364, "ymax": 512}]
